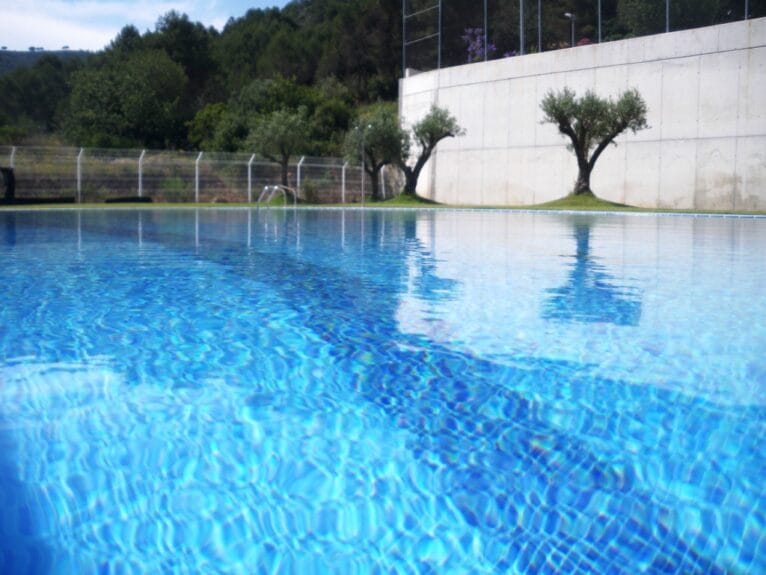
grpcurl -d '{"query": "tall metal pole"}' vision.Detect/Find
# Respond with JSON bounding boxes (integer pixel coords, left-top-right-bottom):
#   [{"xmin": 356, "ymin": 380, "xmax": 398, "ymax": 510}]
[
  {"xmin": 745, "ymin": 0, "xmax": 749, "ymax": 19},
  {"xmin": 484, "ymin": 0, "xmax": 488, "ymax": 61},
  {"xmin": 437, "ymin": 0, "xmax": 442, "ymax": 69},
  {"xmin": 598, "ymin": 0, "xmax": 602, "ymax": 42},
  {"xmin": 666, "ymin": 0, "xmax": 670, "ymax": 32},
  {"xmin": 571, "ymin": 17, "xmax": 575, "ymax": 46},
  {"xmin": 537, "ymin": 0, "xmax": 542, "ymax": 53},
  {"xmin": 519, "ymin": 0, "xmax": 525, "ymax": 55},
  {"xmin": 296, "ymin": 156, "xmax": 305, "ymax": 200},
  {"xmin": 247, "ymin": 153, "xmax": 255, "ymax": 203},
  {"xmin": 565, "ymin": 13, "xmax": 575, "ymax": 47},
  {"xmin": 360, "ymin": 128, "xmax": 366, "ymax": 205},
  {"xmin": 76, "ymin": 148, "xmax": 83, "ymax": 204},
  {"xmin": 341, "ymin": 161, "xmax": 348, "ymax": 204},
  {"xmin": 402, "ymin": 0, "xmax": 406, "ymax": 75},
  {"xmin": 195, "ymin": 152, "xmax": 203, "ymax": 203},
  {"xmin": 381, "ymin": 166, "xmax": 386, "ymax": 199},
  {"xmin": 138, "ymin": 149, "xmax": 145, "ymax": 198}
]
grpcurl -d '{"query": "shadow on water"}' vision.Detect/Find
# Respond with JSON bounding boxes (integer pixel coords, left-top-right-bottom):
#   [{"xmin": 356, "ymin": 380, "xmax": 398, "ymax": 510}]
[
  {"xmin": 1, "ymin": 214, "xmax": 54, "ymax": 574},
  {"xmin": 2, "ymin": 212, "xmax": 17, "ymax": 247},
  {"xmin": 0, "ymin": 430, "xmax": 54, "ymax": 575},
  {"xmin": 0, "ymin": 213, "xmax": 52, "ymax": 575},
  {"xmin": 543, "ymin": 219, "xmax": 642, "ymax": 326}
]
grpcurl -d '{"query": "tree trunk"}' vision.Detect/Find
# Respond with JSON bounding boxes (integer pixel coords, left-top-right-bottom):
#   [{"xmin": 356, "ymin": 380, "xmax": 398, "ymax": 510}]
[
  {"xmin": 1, "ymin": 168, "xmax": 15, "ymax": 201},
  {"xmin": 402, "ymin": 168, "xmax": 418, "ymax": 195},
  {"xmin": 369, "ymin": 168, "xmax": 381, "ymax": 201},
  {"xmin": 574, "ymin": 167, "xmax": 592, "ymax": 194},
  {"xmin": 573, "ymin": 150, "xmax": 592, "ymax": 195},
  {"xmin": 280, "ymin": 161, "xmax": 289, "ymax": 187}
]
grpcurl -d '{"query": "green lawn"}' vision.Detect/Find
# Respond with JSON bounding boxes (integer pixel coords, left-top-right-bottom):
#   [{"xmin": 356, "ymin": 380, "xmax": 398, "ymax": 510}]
[{"xmin": 1, "ymin": 192, "xmax": 764, "ymax": 216}]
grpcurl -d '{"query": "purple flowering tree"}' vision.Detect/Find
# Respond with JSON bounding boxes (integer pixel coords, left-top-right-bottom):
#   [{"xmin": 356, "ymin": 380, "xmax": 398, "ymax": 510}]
[{"xmin": 461, "ymin": 28, "xmax": 496, "ymax": 63}]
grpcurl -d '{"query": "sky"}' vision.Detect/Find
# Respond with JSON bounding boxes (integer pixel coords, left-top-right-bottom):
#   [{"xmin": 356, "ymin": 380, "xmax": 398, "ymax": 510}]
[{"xmin": 1, "ymin": 0, "xmax": 291, "ymax": 52}]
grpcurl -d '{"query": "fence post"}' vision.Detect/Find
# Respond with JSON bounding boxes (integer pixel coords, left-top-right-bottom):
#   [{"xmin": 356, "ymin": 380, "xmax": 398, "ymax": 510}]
[
  {"xmin": 76, "ymin": 148, "xmax": 84, "ymax": 203},
  {"xmin": 247, "ymin": 154, "xmax": 256, "ymax": 203},
  {"xmin": 341, "ymin": 161, "xmax": 348, "ymax": 204},
  {"xmin": 9, "ymin": 146, "xmax": 16, "ymax": 168},
  {"xmin": 381, "ymin": 166, "xmax": 386, "ymax": 200},
  {"xmin": 195, "ymin": 152, "xmax": 203, "ymax": 203},
  {"xmin": 360, "ymin": 164, "xmax": 365, "ymax": 206},
  {"xmin": 296, "ymin": 156, "xmax": 305, "ymax": 200},
  {"xmin": 519, "ymin": 0, "xmax": 525, "ymax": 55},
  {"xmin": 138, "ymin": 149, "xmax": 146, "ymax": 198}
]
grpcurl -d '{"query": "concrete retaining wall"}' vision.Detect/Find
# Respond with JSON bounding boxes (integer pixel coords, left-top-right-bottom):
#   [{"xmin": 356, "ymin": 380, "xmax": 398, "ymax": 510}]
[{"xmin": 399, "ymin": 18, "xmax": 766, "ymax": 210}]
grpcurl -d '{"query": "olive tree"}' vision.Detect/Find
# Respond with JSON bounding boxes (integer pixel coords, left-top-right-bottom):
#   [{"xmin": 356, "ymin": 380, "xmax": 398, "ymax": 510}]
[
  {"xmin": 246, "ymin": 107, "xmax": 310, "ymax": 187},
  {"xmin": 541, "ymin": 87, "xmax": 648, "ymax": 196},
  {"xmin": 343, "ymin": 103, "xmax": 403, "ymax": 201},
  {"xmin": 397, "ymin": 104, "xmax": 464, "ymax": 197}
]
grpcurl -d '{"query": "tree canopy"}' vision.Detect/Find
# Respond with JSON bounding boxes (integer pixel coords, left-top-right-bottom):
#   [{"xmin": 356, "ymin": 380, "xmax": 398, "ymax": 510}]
[
  {"xmin": 246, "ymin": 107, "xmax": 311, "ymax": 187},
  {"xmin": 541, "ymin": 87, "xmax": 648, "ymax": 195},
  {"xmin": 344, "ymin": 103, "xmax": 404, "ymax": 201},
  {"xmin": 63, "ymin": 50, "xmax": 187, "ymax": 148}
]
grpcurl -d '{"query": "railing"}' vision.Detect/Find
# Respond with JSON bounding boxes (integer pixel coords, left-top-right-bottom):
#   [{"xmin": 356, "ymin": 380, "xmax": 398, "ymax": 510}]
[
  {"xmin": 0, "ymin": 146, "xmax": 401, "ymax": 204},
  {"xmin": 258, "ymin": 185, "xmax": 294, "ymax": 207}
]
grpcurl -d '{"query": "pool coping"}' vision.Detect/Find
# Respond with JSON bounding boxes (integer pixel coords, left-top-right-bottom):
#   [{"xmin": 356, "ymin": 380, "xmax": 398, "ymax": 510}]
[{"xmin": 1, "ymin": 204, "xmax": 766, "ymax": 219}]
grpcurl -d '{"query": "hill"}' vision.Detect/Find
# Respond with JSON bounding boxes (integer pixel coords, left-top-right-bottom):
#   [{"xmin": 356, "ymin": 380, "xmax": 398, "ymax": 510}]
[{"xmin": 0, "ymin": 49, "xmax": 90, "ymax": 76}]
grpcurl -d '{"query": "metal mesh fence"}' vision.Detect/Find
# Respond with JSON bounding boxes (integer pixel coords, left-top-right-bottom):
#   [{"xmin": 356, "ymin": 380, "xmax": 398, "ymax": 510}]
[
  {"xmin": 0, "ymin": 146, "xmax": 399, "ymax": 204},
  {"xmin": 403, "ymin": 0, "xmax": 765, "ymax": 73}
]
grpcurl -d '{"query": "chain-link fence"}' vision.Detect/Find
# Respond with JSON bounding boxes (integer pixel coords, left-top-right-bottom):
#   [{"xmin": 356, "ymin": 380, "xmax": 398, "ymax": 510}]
[
  {"xmin": 403, "ymin": 0, "xmax": 765, "ymax": 73},
  {"xmin": 0, "ymin": 146, "xmax": 403, "ymax": 204}
]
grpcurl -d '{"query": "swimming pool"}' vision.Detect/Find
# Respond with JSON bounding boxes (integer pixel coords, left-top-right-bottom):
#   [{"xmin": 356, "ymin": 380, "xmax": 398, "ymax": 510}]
[{"xmin": 0, "ymin": 208, "xmax": 764, "ymax": 574}]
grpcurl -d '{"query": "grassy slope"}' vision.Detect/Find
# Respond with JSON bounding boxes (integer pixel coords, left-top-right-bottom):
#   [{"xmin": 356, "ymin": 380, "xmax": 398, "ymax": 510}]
[{"xmin": 530, "ymin": 192, "xmax": 636, "ymax": 211}]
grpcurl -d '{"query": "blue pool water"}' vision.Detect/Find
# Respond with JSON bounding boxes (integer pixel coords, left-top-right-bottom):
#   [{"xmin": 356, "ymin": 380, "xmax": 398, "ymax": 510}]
[{"xmin": 0, "ymin": 208, "xmax": 764, "ymax": 574}]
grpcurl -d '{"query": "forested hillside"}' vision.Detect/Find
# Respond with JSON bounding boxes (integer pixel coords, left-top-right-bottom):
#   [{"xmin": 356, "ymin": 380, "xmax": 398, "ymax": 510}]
[
  {"xmin": 0, "ymin": 50, "xmax": 89, "ymax": 77},
  {"xmin": 0, "ymin": 0, "xmax": 762, "ymax": 153}
]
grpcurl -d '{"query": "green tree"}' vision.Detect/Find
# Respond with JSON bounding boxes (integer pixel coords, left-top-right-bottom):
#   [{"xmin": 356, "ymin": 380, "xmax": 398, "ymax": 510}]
[
  {"xmin": 246, "ymin": 107, "xmax": 310, "ymax": 187},
  {"xmin": 236, "ymin": 76, "xmax": 318, "ymax": 116},
  {"xmin": 64, "ymin": 50, "xmax": 188, "ymax": 148},
  {"xmin": 187, "ymin": 102, "xmax": 229, "ymax": 150},
  {"xmin": 232, "ymin": 76, "xmax": 351, "ymax": 156},
  {"xmin": 108, "ymin": 25, "xmax": 144, "ymax": 55},
  {"xmin": 256, "ymin": 27, "xmax": 314, "ymax": 84},
  {"xmin": 147, "ymin": 11, "xmax": 217, "ymax": 98},
  {"xmin": 311, "ymin": 97, "xmax": 353, "ymax": 156},
  {"xmin": 0, "ymin": 54, "xmax": 81, "ymax": 139},
  {"xmin": 311, "ymin": 0, "xmax": 401, "ymax": 101},
  {"xmin": 397, "ymin": 104, "xmax": 464, "ymax": 197},
  {"xmin": 344, "ymin": 103, "xmax": 403, "ymax": 201},
  {"xmin": 212, "ymin": 8, "xmax": 294, "ymax": 95},
  {"xmin": 210, "ymin": 112, "xmax": 250, "ymax": 152},
  {"xmin": 541, "ymin": 87, "xmax": 648, "ymax": 196}
]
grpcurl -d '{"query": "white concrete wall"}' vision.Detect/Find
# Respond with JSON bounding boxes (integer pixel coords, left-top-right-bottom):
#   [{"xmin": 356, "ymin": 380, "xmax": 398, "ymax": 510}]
[{"xmin": 399, "ymin": 18, "xmax": 766, "ymax": 210}]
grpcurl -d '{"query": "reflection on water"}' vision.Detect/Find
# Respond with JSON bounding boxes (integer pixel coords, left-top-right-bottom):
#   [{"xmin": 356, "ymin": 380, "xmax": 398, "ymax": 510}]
[
  {"xmin": 402, "ymin": 215, "xmax": 459, "ymax": 303},
  {"xmin": 543, "ymin": 220, "xmax": 642, "ymax": 326},
  {"xmin": 1, "ymin": 212, "xmax": 16, "ymax": 246},
  {"xmin": 1, "ymin": 209, "xmax": 765, "ymax": 574}
]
